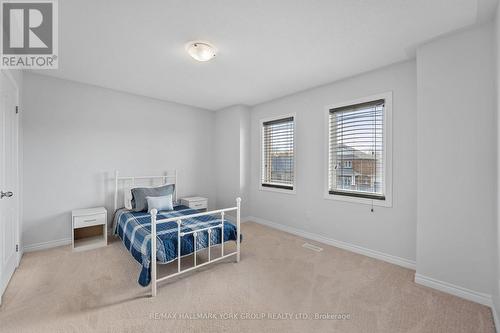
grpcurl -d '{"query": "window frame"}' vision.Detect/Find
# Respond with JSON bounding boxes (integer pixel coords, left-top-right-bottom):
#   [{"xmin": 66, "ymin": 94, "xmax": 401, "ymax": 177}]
[
  {"xmin": 259, "ymin": 113, "xmax": 297, "ymax": 195},
  {"xmin": 324, "ymin": 92, "xmax": 393, "ymax": 207}
]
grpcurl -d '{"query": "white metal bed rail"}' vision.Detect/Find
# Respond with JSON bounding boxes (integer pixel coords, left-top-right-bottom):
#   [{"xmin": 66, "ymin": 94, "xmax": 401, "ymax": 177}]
[{"xmin": 150, "ymin": 197, "xmax": 241, "ymax": 297}]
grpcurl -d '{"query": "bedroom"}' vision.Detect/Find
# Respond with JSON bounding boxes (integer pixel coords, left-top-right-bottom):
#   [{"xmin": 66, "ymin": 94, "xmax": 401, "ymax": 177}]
[{"xmin": 0, "ymin": 0, "xmax": 499, "ymax": 332}]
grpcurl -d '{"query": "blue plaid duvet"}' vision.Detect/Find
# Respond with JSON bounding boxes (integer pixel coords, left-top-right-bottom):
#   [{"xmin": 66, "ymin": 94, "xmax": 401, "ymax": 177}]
[{"xmin": 113, "ymin": 205, "xmax": 239, "ymax": 286}]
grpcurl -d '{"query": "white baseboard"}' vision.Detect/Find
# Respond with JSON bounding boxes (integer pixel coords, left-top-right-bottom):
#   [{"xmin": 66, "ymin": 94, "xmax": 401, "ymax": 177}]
[
  {"xmin": 23, "ymin": 238, "xmax": 72, "ymax": 253},
  {"xmin": 415, "ymin": 273, "xmax": 492, "ymax": 307},
  {"xmin": 245, "ymin": 216, "xmax": 495, "ymax": 308},
  {"xmin": 246, "ymin": 216, "xmax": 416, "ymax": 270},
  {"xmin": 492, "ymin": 301, "xmax": 500, "ymax": 333},
  {"xmin": 241, "ymin": 216, "xmax": 252, "ymax": 223},
  {"xmin": 21, "ymin": 215, "xmax": 248, "ymax": 253}
]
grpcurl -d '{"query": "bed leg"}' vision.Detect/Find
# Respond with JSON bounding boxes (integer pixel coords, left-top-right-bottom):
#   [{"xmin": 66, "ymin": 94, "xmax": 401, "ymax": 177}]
[
  {"xmin": 236, "ymin": 197, "xmax": 241, "ymax": 263},
  {"xmin": 151, "ymin": 209, "xmax": 158, "ymax": 297},
  {"xmin": 221, "ymin": 212, "xmax": 225, "ymax": 257}
]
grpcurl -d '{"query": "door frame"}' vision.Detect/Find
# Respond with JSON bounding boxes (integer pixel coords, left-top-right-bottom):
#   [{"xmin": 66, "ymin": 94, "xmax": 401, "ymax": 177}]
[{"xmin": 0, "ymin": 69, "xmax": 21, "ymax": 268}]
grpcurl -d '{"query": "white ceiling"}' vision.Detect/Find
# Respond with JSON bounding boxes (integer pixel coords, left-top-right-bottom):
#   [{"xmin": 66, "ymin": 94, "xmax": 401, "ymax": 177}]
[{"xmin": 37, "ymin": 0, "xmax": 495, "ymax": 110}]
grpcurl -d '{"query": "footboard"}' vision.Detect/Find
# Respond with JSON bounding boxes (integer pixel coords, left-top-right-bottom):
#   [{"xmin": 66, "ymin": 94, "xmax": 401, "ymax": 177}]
[{"xmin": 150, "ymin": 197, "xmax": 241, "ymax": 297}]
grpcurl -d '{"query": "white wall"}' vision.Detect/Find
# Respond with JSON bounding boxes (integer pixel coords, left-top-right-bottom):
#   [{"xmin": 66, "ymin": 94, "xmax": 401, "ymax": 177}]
[
  {"xmin": 22, "ymin": 73, "xmax": 216, "ymax": 248},
  {"xmin": 240, "ymin": 106, "xmax": 251, "ymax": 216},
  {"xmin": 248, "ymin": 60, "xmax": 417, "ymax": 263},
  {"xmin": 494, "ymin": 2, "xmax": 500, "ymax": 320},
  {"xmin": 214, "ymin": 105, "xmax": 251, "ymax": 216},
  {"xmin": 8, "ymin": 70, "xmax": 23, "ymax": 93},
  {"xmin": 17, "ymin": 16, "xmax": 500, "ymax": 311},
  {"xmin": 416, "ymin": 23, "xmax": 496, "ymax": 296}
]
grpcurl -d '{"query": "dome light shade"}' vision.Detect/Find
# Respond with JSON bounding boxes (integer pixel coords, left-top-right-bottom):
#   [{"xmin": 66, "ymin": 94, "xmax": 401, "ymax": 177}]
[{"xmin": 185, "ymin": 41, "xmax": 217, "ymax": 62}]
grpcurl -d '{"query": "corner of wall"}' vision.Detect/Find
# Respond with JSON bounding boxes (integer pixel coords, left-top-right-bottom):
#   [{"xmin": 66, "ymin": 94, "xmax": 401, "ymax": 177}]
[
  {"xmin": 238, "ymin": 105, "xmax": 251, "ymax": 217},
  {"xmin": 493, "ymin": 2, "xmax": 500, "ymax": 329},
  {"xmin": 213, "ymin": 105, "xmax": 252, "ymax": 216}
]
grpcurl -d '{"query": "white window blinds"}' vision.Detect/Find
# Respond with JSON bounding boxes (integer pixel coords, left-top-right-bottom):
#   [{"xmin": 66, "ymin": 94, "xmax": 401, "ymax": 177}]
[
  {"xmin": 328, "ymin": 99, "xmax": 385, "ymax": 200},
  {"xmin": 261, "ymin": 116, "xmax": 294, "ymax": 190}
]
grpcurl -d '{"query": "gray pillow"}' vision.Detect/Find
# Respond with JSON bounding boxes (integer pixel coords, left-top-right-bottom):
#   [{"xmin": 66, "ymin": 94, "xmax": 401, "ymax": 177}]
[{"xmin": 131, "ymin": 184, "xmax": 175, "ymax": 212}]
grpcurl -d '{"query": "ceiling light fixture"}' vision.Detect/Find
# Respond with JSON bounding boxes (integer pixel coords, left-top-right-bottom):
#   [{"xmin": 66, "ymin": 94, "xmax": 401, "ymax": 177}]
[{"xmin": 185, "ymin": 41, "xmax": 217, "ymax": 62}]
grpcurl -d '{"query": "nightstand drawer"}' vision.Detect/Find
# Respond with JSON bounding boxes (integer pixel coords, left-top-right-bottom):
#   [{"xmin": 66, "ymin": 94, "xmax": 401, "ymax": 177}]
[
  {"xmin": 190, "ymin": 201, "xmax": 207, "ymax": 209},
  {"xmin": 180, "ymin": 197, "xmax": 208, "ymax": 210},
  {"xmin": 74, "ymin": 213, "xmax": 106, "ymax": 229}
]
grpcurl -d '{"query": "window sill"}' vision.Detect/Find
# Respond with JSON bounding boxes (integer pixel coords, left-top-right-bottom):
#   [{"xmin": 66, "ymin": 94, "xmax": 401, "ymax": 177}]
[
  {"xmin": 259, "ymin": 185, "xmax": 296, "ymax": 195},
  {"xmin": 324, "ymin": 192, "xmax": 392, "ymax": 207}
]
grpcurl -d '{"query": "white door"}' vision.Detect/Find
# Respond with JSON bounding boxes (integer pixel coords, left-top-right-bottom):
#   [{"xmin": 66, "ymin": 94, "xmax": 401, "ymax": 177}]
[{"xmin": 0, "ymin": 71, "xmax": 19, "ymax": 304}]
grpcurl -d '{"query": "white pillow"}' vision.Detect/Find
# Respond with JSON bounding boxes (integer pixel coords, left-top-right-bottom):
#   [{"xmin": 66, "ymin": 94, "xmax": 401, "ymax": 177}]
[
  {"xmin": 147, "ymin": 194, "xmax": 174, "ymax": 212},
  {"xmin": 124, "ymin": 187, "xmax": 133, "ymax": 210}
]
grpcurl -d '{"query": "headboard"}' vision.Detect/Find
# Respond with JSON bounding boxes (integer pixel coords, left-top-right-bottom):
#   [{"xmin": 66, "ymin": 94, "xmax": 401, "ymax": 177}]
[{"xmin": 113, "ymin": 170, "xmax": 177, "ymax": 212}]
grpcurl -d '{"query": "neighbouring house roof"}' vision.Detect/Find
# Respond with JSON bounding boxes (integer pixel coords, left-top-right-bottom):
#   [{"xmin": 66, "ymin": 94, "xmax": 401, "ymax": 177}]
[{"xmin": 335, "ymin": 144, "xmax": 374, "ymax": 160}]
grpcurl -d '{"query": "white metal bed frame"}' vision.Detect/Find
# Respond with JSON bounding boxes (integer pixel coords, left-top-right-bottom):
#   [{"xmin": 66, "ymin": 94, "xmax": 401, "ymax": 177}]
[{"xmin": 113, "ymin": 170, "xmax": 241, "ymax": 297}]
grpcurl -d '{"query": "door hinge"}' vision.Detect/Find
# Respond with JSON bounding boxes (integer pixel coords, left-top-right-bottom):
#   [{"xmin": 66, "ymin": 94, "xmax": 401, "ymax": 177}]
[
  {"xmin": 15, "ymin": 106, "xmax": 18, "ymax": 114},
  {"xmin": 15, "ymin": 244, "xmax": 18, "ymax": 252}
]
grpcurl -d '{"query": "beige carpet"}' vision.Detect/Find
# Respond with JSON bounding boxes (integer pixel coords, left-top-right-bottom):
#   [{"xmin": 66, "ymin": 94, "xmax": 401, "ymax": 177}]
[{"xmin": 0, "ymin": 222, "xmax": 494, "ymax": 333}]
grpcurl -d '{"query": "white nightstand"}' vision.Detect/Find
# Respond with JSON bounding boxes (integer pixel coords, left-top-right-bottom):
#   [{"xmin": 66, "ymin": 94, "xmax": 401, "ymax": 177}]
[
  {"xmin": 72, "ymin": 207, "xmax": 107, "ymax": 252},
  {"xmin": 180, "ymin": 197, "xmax": 208, "ymax": 211}
]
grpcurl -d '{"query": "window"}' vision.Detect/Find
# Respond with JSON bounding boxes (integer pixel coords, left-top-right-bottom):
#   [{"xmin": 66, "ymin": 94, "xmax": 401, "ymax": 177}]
[
  {"xmin": 261, "ymin": 116, "xmax": 295, "ymax": 191},
  {"xmin": 343, "ymin": 160, "xmax": 352, "ymax": 168},
  {"xmin": 342, "ymin": 176, "xmax": 352, "ymax": 186},
  {"xmin": 327, "ymin": 93, "xmax": 392, "ymax": 204}
]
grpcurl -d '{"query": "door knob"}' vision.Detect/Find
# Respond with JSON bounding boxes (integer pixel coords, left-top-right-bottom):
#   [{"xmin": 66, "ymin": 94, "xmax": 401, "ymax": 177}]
[{"xmin": 1, "ymin": 191, "xmax": 13, "ymax": 199}]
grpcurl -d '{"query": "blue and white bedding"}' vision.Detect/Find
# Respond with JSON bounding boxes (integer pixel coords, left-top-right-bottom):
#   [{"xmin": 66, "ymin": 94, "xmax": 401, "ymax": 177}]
[{"xmin": 113, "ymin": 205, "xmax": 240, "ymax": 286}]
